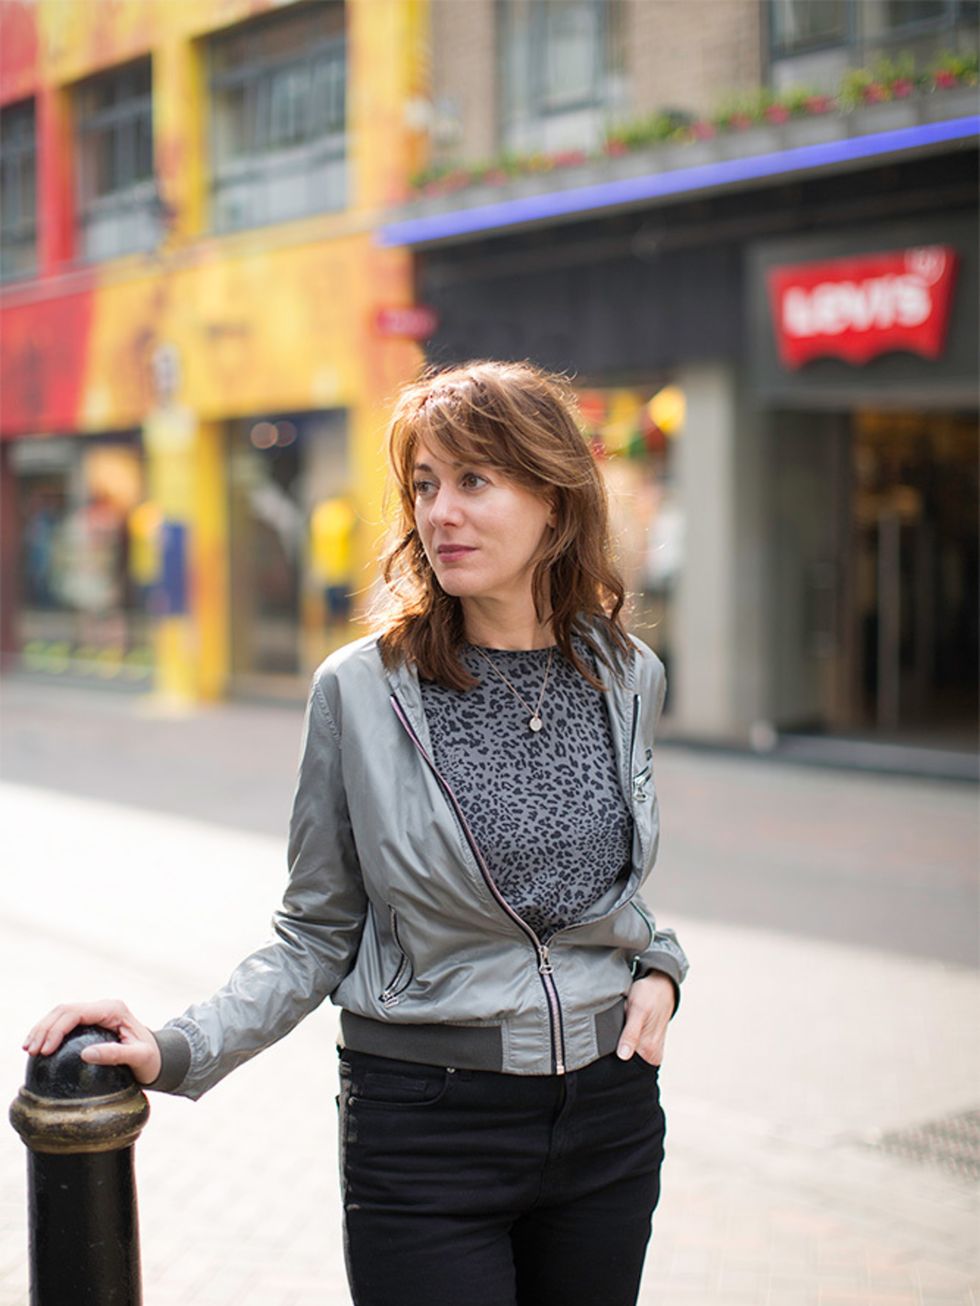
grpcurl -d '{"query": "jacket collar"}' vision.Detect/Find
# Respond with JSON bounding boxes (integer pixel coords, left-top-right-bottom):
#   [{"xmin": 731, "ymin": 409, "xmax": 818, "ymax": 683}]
[{"xmin": 382, "ymin": 622, "xmax": 637, "ymax": 745}]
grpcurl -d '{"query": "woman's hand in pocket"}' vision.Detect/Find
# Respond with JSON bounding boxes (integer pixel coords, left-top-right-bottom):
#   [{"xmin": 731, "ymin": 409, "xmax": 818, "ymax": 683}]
[{"xmin": 617, "ymin": 972, "xmax": 675, "ymax": 1066}]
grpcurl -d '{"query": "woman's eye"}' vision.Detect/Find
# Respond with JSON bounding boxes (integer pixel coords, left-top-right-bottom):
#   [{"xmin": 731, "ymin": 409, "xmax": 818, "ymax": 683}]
[
  {"xmin": 413, "ymin": 480, "xmax": 435, "ymax": 496},
  {"xmin": 461, "ymin": 472, "xmax": 487, "ymax": 490}
]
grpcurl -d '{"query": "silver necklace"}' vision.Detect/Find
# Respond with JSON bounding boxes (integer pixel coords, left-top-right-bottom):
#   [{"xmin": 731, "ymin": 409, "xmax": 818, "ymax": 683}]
[{"xmin": 474, "ymin": 646, "xmax": 555, "ymax": 733}]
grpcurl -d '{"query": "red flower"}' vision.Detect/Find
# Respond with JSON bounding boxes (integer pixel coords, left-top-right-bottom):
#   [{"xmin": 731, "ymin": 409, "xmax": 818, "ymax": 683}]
[
  {"xmin": 691, "ymin": 120, "xmax": 716, "ymax": 140},
  {"xmin": 603, "ymin": 139, "xmax": 630, "ymax": 156},
  {"xmin": 862, "ymin": 82, "xmax": 889, "ymax": 103},
  {"xmin": 933, "ymin": 69, "xmax": 958, "ymax": 89},
  {"xmin": 551, "ymin": 149, "xmax": 587, "ymax": 168},
  {"xmin": 483, "ymin": 169, "xmax": 508, "ymax": 186},
  {"xmin": 764, "ymin": 104, "xmax": 791, "ymax": 124},
  {"xmin": 891, "ymin": 78, "xmax": 915, "ymax": 98},
  {"xmin": 805, "ymin": 95, "xmax": 833, "ymax": 114},
  {"xmin": 729, "ymin": 112, "xmax": 753, "ymax": 130}
]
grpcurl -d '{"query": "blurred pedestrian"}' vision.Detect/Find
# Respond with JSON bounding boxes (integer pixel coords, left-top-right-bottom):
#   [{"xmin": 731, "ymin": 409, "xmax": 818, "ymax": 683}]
[{"xmin": 25, "ymin": 359, "xmax": 687, "ymax": 1306}]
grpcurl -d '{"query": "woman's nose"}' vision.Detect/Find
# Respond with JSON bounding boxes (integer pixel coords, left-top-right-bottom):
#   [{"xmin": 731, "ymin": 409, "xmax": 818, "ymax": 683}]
[{"xmin": 430, "ymin": 486, "xmax": 463, "ymax": 525}]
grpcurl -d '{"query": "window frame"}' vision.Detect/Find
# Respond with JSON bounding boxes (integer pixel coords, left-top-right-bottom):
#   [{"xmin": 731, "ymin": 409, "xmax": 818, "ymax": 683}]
[
  {"xmin": 207, "ymin": 4, "xmax": 347, "ymax": 235},
  {"xmin": 73, "ymin": 57, "xmax": 158, "ymax": 263},
  {"xmin": 496, "ymin": 0, "xmax": 626, "ymax": 154},
  {"xmin": 767, "ymin": 0, "xmax": 976, "ymax": 72},
  {"xmin": 768, "ymin": 0, "xmax": 854, "ymax": 58}
]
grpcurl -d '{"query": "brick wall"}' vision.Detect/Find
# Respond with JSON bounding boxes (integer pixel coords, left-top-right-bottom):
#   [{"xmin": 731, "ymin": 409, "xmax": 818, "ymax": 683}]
[
  {"xmin": 628, "ymin": 0, "xmax": 764, "ymax": 121},
  {"xmin": 429, "ymin": 0, "xmax": 497, "ymax": 164}
]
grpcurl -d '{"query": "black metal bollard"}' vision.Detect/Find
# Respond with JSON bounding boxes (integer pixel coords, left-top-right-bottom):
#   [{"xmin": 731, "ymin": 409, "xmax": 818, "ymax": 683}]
[{"xmin": 9, "ymin": 1025, "xmax": 150, "ymax": 1306}]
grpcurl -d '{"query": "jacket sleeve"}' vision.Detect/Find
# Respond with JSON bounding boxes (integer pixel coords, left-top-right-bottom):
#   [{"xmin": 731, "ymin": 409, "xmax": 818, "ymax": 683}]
[
  {"xmin": 154, "ymin": 673, "xmax": 368, "ymax": 1100},
  {"xmin": 629, "ymin": 641, "xmax": 690, "ymax": 1011}
]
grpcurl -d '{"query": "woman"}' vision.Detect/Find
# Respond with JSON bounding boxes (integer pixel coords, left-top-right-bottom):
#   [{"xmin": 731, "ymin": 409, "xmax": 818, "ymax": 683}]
[{"xmin": 25, "ymin": 359, "xmax": 688, "ymax": 1306}]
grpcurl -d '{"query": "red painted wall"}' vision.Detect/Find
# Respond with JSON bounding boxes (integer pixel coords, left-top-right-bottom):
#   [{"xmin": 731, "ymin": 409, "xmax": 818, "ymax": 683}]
[{"xmin": 0, "ymin": 0, "xmax": 38, "ymax": 105}]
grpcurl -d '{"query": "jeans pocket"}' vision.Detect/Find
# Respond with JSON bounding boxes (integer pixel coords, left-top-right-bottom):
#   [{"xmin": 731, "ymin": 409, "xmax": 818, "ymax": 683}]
[
  {"xmin": 343, "ymin": 1053, "xmax": 450, "ymax": 1109},
  {"xmin": 624, "ymin": 1052, "xmax": 660, "ymax": 1078}
]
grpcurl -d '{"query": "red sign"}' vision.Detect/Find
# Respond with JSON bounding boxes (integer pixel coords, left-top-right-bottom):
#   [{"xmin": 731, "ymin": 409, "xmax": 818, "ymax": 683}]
[
  {"xmin": 374, "ymin": 305, "xmax": 439, "ymax": 340},
  {"xmin": 767, "ymin": 246, "xmax": 958, "ymax": 369}
]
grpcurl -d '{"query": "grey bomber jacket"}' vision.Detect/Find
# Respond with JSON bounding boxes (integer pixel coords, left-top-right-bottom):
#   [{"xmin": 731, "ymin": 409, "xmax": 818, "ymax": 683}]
[{"xmin": 152, "ymin": 629, "xmax": 688, "ymax": 1099}]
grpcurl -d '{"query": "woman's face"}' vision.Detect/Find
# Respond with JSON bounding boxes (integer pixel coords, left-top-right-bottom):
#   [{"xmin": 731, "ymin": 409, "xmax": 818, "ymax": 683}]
[{"xmin": 412, "ymin": 442, "xmax": 555, "ymax": 608}]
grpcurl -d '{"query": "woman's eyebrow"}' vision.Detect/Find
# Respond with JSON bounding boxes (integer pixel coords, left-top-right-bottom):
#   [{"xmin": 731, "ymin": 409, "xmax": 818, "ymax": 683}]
[{"xmin": 413, "ymin": 459, "xmax": 465, "ymax": 473}]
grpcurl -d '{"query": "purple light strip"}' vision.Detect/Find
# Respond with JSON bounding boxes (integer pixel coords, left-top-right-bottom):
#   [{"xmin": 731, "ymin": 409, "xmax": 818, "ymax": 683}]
[{"xmin": 378, "ymin": 115, "xmax": 979, "ymax": 248}]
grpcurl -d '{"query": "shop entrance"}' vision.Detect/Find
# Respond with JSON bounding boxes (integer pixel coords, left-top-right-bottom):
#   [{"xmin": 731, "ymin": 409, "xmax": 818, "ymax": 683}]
[
  {"xmin": 10, "ymin": 432, "xmax": 152, "ymax": 683},
  {"xmin": 848, "ymin": 410, "xmax": 978, "ymax": 743},
  {"xmin": 228, "ymin": 409, "xmax": 350, "ymax": 695}
]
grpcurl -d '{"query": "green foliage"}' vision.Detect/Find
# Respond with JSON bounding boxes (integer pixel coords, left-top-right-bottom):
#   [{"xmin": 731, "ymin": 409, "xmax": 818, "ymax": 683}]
[{"xmin": 410, "ymin": 47, "xmax": 977, "ymax": 197}]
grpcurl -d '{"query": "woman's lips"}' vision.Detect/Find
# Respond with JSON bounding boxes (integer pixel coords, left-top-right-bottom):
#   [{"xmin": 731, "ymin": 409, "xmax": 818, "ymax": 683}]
[{"xmin": 436, "ymin": 545, "xmax": 476, "ymax": 562}]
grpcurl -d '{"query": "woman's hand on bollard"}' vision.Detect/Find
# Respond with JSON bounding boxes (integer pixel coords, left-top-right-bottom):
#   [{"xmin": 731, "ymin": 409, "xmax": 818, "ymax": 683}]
[{"xmin": 23, "ymin": 1001, "xmax": 162, "ymax": 1085}]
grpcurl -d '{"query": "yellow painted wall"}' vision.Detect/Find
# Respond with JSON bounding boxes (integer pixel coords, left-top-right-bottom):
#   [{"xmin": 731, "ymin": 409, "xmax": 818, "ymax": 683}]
[{"xmin": 17, "ymin": 0, "xmax": 429, "ymax": 699}]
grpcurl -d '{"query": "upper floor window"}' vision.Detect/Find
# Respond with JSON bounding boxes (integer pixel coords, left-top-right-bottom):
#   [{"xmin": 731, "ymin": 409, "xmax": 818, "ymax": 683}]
[
  {"xmin": 771, "ymin": 0, "xmax": 977, "ymax": 57},
  {"xmin": 769, "ymin": 0, "xmax": 978, "ymax": 92},
  {"xmin": 770, "ymin": 0, "xmax": 850, "ymax": 55},
  {"xmin": 499, "ymin": 0, "xmax": 626, "ymax": 154},
  {"xmin": 74, "ymin": 59, "xmax": 157, "ymax": 262},
  {"xmin": 209, "ymin": 2, "xmax": 346, "ymax": 233},
  {"xmin": 1, "ymin": 98, "xmax": 37, "ymax": 280}
]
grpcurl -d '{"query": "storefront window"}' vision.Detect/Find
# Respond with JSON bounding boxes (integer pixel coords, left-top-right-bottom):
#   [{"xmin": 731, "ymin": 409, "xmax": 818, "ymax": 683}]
[
  {"xmin": 228, "ymin": 409, "xmax": 350, "ymax": 686},
  {"xmin": 12, "ymin": 433, "xmax": 152, "ymax": 680},
  {"xmin": 574, "ymin": 383, "xmax": 684, "ymax": 701}
]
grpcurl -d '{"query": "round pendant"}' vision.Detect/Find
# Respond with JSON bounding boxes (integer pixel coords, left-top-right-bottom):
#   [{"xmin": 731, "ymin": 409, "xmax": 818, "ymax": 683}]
[{"xmin": 529, "ymin": 715, "xmax": 543, "ymax": 732}]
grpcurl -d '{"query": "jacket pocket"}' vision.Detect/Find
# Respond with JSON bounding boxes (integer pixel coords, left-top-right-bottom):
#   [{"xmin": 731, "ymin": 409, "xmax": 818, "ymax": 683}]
[{"xmin": 378, "ymin": 905, "xmax": 414, "ymax": 1008}]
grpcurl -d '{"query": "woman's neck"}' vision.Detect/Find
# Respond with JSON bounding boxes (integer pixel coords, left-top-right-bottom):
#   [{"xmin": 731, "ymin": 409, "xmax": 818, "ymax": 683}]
[{"xmin": 461, "ymin": 596, "xmax": 554, "ymax": 651}]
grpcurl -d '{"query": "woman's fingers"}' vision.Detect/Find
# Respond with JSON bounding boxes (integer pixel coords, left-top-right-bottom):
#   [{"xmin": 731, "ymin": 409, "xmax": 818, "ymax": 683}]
[
  {"xmin": 80, "ymin": 1037, "xmax": 161, "ymax": 1084},
  {"xmin": 23, "ymin": 999, "xmax": 161, "ymax": 1084},
  {"xmin": 619, "ymin": 973, "xmax": 674, "ymax": 1064},
  {"xmin": 24, "ymin": 999, "xmax": 133, "ymax": 1057}
]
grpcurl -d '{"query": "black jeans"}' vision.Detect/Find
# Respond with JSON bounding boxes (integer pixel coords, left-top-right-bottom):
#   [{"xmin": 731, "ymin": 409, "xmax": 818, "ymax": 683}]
[{"xmin": 337, "ymin": 1047, "xmax": 666, "ymax": 1306}]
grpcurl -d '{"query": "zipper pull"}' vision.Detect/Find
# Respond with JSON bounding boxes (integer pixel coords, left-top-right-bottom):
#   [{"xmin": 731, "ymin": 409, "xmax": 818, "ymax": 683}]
[
  {"xmin": 380, "ymin": 990, "xmax": 401, "ymax": 1009},
  {"xmin": 538, "ymin": 944, "xmax": 554, "ymax": 975}
]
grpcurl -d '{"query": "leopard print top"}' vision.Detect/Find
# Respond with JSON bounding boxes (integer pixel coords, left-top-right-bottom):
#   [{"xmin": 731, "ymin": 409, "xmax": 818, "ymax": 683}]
[{"xmin": 420, "ymin": 641, "xmax": 633, "ymax": 941}]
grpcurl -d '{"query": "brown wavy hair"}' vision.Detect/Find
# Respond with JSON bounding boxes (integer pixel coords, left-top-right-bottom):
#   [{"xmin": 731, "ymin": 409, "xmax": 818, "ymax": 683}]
[{"xmin": 375, "ymin": 358, "xmax": 631, "ymax": 690}]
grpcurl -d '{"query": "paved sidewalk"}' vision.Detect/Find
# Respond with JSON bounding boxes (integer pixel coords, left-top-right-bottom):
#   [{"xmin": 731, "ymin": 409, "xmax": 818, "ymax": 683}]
[
  {"xmin": 1, "ymin": 681, "xmax": 978, "ymax": 1305},
  {"xmin": 1, "ymin": 778, "xmax": 976, "ymax": 1306}
]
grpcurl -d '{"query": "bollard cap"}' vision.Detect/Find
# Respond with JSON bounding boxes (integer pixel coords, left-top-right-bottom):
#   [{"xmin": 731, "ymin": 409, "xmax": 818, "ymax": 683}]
[
  {"xmin": 25, "ymin": 1026, "xmax": 133, "ymax": 1100},
  {"xmin": 10, "ymin": 1026, "xmax": 149, "ymax": 1155}
]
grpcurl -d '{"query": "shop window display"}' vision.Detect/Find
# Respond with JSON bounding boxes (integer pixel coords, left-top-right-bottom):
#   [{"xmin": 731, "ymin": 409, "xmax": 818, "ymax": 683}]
[
  {"xmin": 228, "ymin": 409, "xmax": 350, "ymax": 689},
  {"xmin": 574, "ymin": 384, "xmax": 684, "ymax": 703},
  {"xmin": 13, "ymin": 436, "xmax": 152, "ymax": 681}
]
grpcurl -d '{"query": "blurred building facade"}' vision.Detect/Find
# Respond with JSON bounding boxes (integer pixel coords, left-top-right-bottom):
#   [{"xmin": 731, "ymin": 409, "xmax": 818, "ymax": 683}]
[
  {"xmin": 1, "ymin": 0, "xmax": 978, "ymax": 764},
  {"xmin": 384, "ymin": 0, "xmax": 979, "ymax": 759},
  {"xmin": 0, "ymin": 0, "xmax": 426, "ymax": 699}
]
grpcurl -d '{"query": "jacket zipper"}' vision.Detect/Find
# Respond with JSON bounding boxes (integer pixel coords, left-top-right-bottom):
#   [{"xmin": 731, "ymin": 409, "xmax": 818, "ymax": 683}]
[
  {"xmin": 628, "ymin": 693, "xmax": 640, "ymax": 794},
  {"xmin": 379, "ymin": 906, "xmax": 412, "ymax": 1008},
  {"xmin": 390, "ymin": 693, "xmax": 567, "ymax": 1074}
]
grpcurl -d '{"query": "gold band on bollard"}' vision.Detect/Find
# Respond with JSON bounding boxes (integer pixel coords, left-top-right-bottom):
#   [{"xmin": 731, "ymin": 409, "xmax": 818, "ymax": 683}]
[{"xmin": 9, "ymin": 1085, "xmax": 150, "ymax": 1155}]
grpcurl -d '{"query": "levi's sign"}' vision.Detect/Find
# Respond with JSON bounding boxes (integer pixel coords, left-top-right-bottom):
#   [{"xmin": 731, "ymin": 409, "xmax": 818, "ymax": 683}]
[{"xmin": 767, "ymin": 246, "xmax": 958, "ymax": 369}]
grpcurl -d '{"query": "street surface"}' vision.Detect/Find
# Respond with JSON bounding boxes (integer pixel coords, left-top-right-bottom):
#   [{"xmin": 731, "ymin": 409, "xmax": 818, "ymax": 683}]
[{"xmin": 0, "ymin": 676, "xmax": 977, "ymax": 1306}]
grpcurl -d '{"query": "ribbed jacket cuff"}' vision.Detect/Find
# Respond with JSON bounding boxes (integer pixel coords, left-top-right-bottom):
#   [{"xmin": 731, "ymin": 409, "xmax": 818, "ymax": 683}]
[{"xmin": 144, "ymin": 1026, "xmax": 192, "ymax": 1093}]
